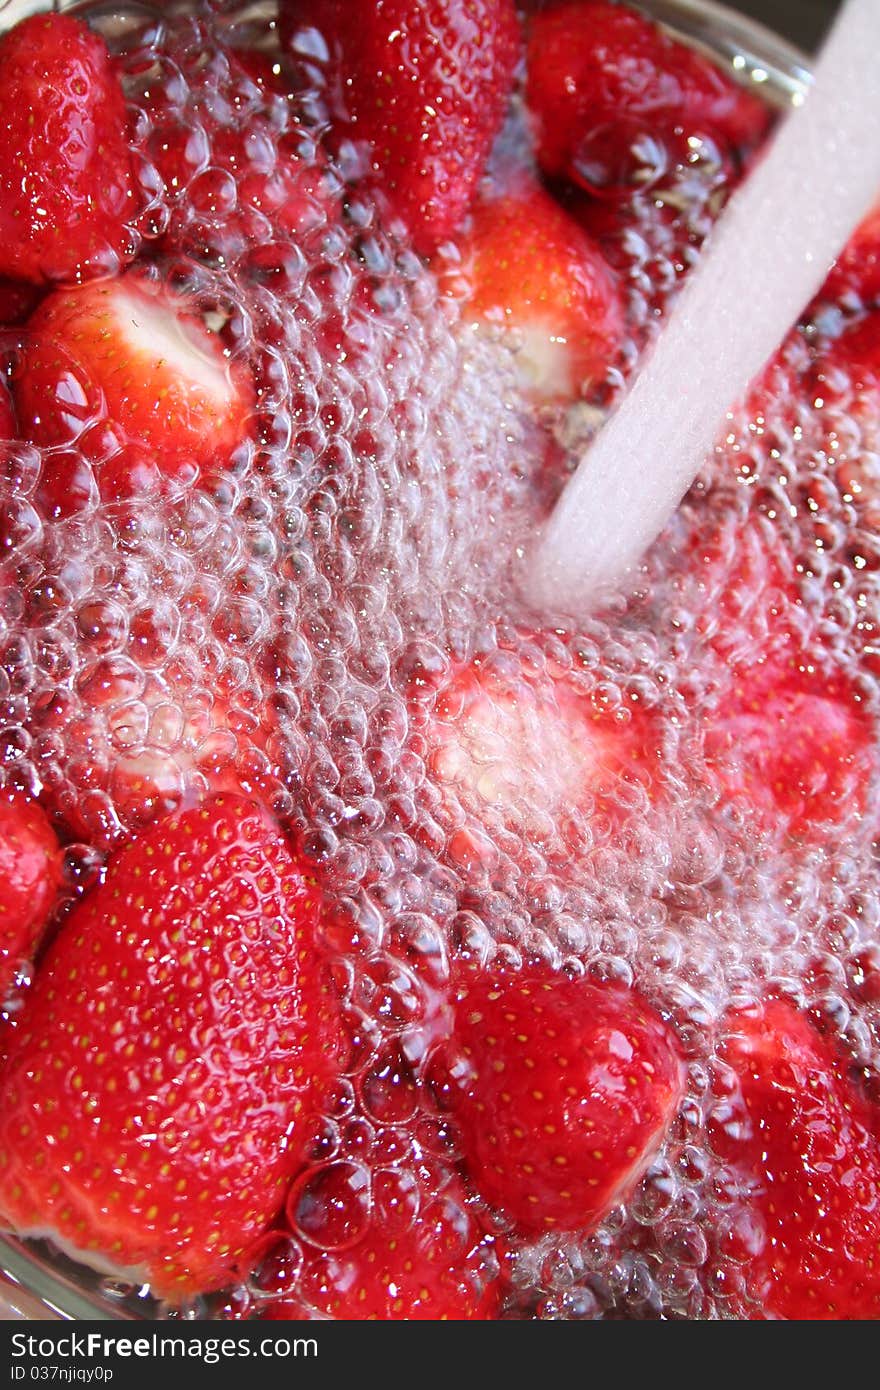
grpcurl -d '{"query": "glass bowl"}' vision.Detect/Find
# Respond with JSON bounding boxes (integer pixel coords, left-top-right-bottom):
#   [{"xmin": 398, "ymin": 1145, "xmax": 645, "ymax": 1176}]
[{"xmin": 0, "ymin": 0, "xmax": 811, "ymax": 1322}]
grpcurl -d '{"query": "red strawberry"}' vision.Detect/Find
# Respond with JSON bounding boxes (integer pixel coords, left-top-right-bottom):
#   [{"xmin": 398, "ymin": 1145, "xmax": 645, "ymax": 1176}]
[
  {"xmin": 822, "ymin": 200, "xmax": 880, "ymax": 306},
  {"xmin": 525, "ymin": 1, "xmax": 770, "ymax": 191},
  {"xmin": 428, "ymin": 963, "xmax": 684, "ymax": 1235},
  {"xmin": 279, "ymin": 0, "xmax": 521, "ymax": 255},
  {"xmin": 703, "ymin": 654, "xmax": 877, "ymax": 840},
  {"xmin": 254, "ymin": 1010, "xmax": 502, "ymax": 1319},
  {"xmin": 0, "ymin": 378, "xmax": 14, "ymax": 442},
  {"xmin": 446, "ymin": 179, "xmax": 624, "ymax": 401},
  {"xmin": 0, "ymin": 794, "xmax": 341, "ymax": 1300},
  {"xmin": 13, "ymin": 272, "xmax": 254, "ymax": 503},
  {"xmin": 0, "ymin": 13, "xmax": 138, "ymax": 285},
  {"xmin": 0, "ymin": 279, "xmax": 42, "ymax": 329},
  {"xmin": 558, "ymin": 146, "xmax": 747, "ymax": 352},
  {"xmin": 812, "ymin": 314, "xmax": 880, "ymax": 531},
  {"xmin": 688, "ymin": 514, "xmax": 801, "ymax": 666},
  {"xmin": 30, "ymin": 645, "xmax": 279, "ymax": 849},
  {"xmin": 262, "ymin": 1154, "xmax": 500, "ymax": 1319},
  {"xmin": 139, "ymin": 46, "xmax": 336, "ymax": 264},
  {"xmin": 811, "ymin": 310, "xmax": 880, "ymax": 417},
  {"xmin": 420, "ymin": 648, "xmax": 660, "ymax": 869},
  {"xmin": 711, "ymin": 998, "xmax": 880, "ymax": 1320},
  {"xmin": 0, "ymin": 790, "xmax": 63, "ymax": 998},
  {"xmin": 821, "ymin": 311, "xmax": 880, "ymax": 386}
]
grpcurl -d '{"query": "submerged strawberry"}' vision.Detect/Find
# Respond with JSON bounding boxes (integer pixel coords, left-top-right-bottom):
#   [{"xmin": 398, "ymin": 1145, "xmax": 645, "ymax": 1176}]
[
  {"xmin": 13, "ymin": 272, "xmax": 254, "ymax": 503},
  {"xmin": 0, "ymin": 790, "xmax": 63, "ymax": 998},
  {"xmin": 279, "ymin": 0, "xmax": 521, "ymax": 254},
  {"xmin": 0, "ymin": 13, "xmax": 138, "ymax": 284},
  {"xmin": 448, "ymin": 179, "xmax": 624, "ymax": 401},
  {"xmin": 525, "ymin": 0, "xmax": 770, "ymax": 191},
  {"xmin": 0, "ymin": 380, "xmax": 14, "ymax": 443},
  {"xmin": 420, "ymin": 648, "xmax": 660, "ymax": 868},
  {"xmin": 429, "ymin": 963, "xmax": 684, "ymax": 1235},
  {"xmin": 703, "ymin": 653, "xmax": 877, "ymax": 840},
  {"xmin": 267, "ymin": 1151, "xmax": 501, "ymax": 1319},
  {"xmin": 140, "ymin": 45, "xmax": 336, "ymax": 263},
  {"xmin": 0, "ymin": 795, "xmax": 341, "ymax": 1299},
  {"xmin": 0, "ymin": 279, "xmax": 42, "ymax": 329},
  {"xmin": 822, "ymin": 200, "xmax": 880, "ymax": 306},
  {"xmin": 821, "ymin": 310, "xmax": 880, "ymax": 385},
  {"xmin": 30, "ymin": 644, "xmax": 279, "ymax": 848},
  {"xmin": 812, "ymin": 313, "xmax": 880, "ymax": 531},
  {"xmin": 688, "ymin": 512, "xmax": 801, "ymax": 666},
  {"xmin": 711, "ymin": 998, "xmax": 880, "ymax": 1320}
]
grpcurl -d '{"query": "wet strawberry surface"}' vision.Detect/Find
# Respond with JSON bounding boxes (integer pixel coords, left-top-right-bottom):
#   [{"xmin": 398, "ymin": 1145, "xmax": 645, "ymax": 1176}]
[{"xmin": 0, "ymin": 0, "xmax": 879, "ymax": 1321}]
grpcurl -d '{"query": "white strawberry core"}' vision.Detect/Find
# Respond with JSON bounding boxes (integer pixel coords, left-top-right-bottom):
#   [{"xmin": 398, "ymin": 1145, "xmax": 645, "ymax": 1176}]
[
  {"xmin": 113, "ymin": 285, "xmax": 234, "ymax": 404},
  {"xmin": 431, "ymin": 676, "xmax": 603, "ymax": 826},
  {"xmin": 514, "ymin": 321, "xmax": 575, "ymax": 400},
  {"xmin": 468, "ymin": 316, "xmax": 575, "ymax": 401}
]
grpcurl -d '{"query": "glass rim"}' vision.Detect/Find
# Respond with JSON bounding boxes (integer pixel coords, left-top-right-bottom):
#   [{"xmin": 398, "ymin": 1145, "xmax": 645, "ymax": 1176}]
[{"xmin": 0, "ymin": 0, "xmax": 812, "ymax": 1323}]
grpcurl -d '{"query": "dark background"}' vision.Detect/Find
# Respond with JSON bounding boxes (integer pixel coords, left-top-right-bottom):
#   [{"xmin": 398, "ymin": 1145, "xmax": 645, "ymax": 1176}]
[{"xmin": 730, "ymin": 0, "xmax": 841, "ymax": 50}]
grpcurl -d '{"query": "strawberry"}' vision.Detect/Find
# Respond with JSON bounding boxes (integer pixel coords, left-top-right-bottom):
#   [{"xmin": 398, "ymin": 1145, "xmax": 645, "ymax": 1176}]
[
  {"xmin": 30, "ymin": 645, "xmax": 279, "ymax": 849},
  {"xmin": 254, "ymin": 1006, "xmax": 503, "ymax": 1319},
  {"xmin": 138, "ymin": 46, "xmax": 337, "ymax": 264},
  {"xmin": 263, "ymin": 1154, "xmax": 500, "ymax": 1319},
  {"xmin": 711, "ymin": 998, "xmax": 880, "ymax": 1320},
  {"xmin": 703, "ymin": 653, "xmax": 877, "ymax": 840},
  {"xmin": 821, "ymin": 311, "xmax": 880, "ymax": 386},
  {"xmin": 0, "ymin": 13, "xmax": 138, "ymax": 285},
  {"xmin": 525, "ymin": 1, "xmax": 770, "ymax": 191},
  {"xmin": 13, "ymin": 272, "xmax": 254, "ymax": 503},
  {"xmin": 558, "ymin": 146, "xmax": 747, "ymax": 354},
  {"xmin": 0, "ymin": 794, "xmax": 341, "ymax": 1300},
  {"xmin": 446, "ymin": 179, "xmax": 624, "ymax": 401},
  {"xmin": 822, "ymin": 200, "xmax": 880, "ymax": 306},
  {"xmin": 0, "ymin": 379, "xmax": 14, "ymax": 442},
  {"xmin": 419, "ymin": 647, "xmax": 660, "ymax": 869},
  {"xmin": 0, "ymin": 279, "xmax": 42, "ymax": 329},
  {"xmin": 428, "ymin": 963, "xmax": 684, "ymax": 1235},
  {"xmin": 813, "ymin": 313, "xmax": 880, "ymax": 531},
  {"xmin": 687, "ymin": 513, "xmax": 801, "ymax": 667},
  {"xmin": 278, "ymin": 0, "xmax": 521, "ymax": 255},
  {"xmin": 0, "ymin": 790, "xmax": 63, "ymax": 998}
]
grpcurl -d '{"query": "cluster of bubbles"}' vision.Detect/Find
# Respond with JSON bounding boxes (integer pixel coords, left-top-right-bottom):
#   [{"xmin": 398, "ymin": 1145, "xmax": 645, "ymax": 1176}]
[{"xmin": 1, "ymin": 0, "xmax": 879, "ymax": 1321}]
